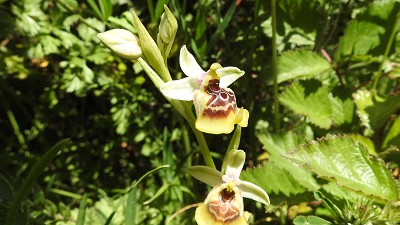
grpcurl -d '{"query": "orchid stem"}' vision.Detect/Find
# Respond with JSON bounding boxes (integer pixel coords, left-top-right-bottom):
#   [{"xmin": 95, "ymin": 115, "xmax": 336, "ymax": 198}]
[
  {"xmin": 190, "ymin": 123, "xmax": 216, "ymax": 169},
  {"xmin": 372, "ymin": 11, "xmax": 400, "ymax": 92},
  {"xmin": 181, "ymin": 102, "xmax": 216, "ymax": 169},
  {"xmin": 271, "ymin": 0, "xmax": 280, "ymax": 131}
]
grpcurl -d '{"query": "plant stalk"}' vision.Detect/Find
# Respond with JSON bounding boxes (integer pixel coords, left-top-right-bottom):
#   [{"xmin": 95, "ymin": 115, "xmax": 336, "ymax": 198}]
[
  {"xmin": 372, "ymin": 12, "xmax": 400, "ymax": 92},
  {"xmin": 271, "ymin": 0, "xmax": 280, "ymax": 131}
]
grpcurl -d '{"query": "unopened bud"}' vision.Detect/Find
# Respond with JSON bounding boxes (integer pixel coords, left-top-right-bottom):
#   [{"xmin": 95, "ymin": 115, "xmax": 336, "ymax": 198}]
[
  {"xmin": 98, "ymin": 29, "xmax": 142, "ymax": 60},
  {"xmin": 158, "ymin": 5, "xmax": 178, "ymax": 44}
]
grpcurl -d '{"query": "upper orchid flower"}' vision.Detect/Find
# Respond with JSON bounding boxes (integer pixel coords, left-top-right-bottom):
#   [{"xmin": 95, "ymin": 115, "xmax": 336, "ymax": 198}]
[
  {"xmin": 189, "ymin": 149, "xmax": 270, "ymax": 225},
  {"xmin": 161, "ymin": 46, "xmax": 249, "ymax": 134}
]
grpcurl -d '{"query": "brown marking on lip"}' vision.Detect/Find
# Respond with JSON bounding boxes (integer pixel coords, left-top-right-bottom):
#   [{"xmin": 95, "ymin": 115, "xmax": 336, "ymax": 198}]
[{"xmin": 202, "ymin": 105, "xmax": 235, "ymax": 118}]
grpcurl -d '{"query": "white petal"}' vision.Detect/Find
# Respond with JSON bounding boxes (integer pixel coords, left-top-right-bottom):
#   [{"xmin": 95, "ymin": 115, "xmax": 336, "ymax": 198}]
[
  {"xmin": 223, "ymin": 149, "xmax": 245, "ymax": 181},
  {"xmin": 160, "ymin": 77, "xmax": 196, "ymax": 100},
  {"xmin": 179, "ymin": 45, "xmax": 205, "ymax": 78},
  {"xmin": 188, "ymin": 166, "xmax": 223, "ymax": 187},
  {"xmin": 217, "ymin": 67, "xmax": 245, "ymax": 88},
  {"xmin": 239, "ymin": 180, "xmax": 270, "ymax": 205}
]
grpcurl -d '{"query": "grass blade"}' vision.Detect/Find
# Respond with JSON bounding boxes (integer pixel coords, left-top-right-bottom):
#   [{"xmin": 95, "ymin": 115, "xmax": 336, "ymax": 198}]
[
  {"xmin": 76, "ymin": 193, "xmax": 88, "ymax": 225},
  {"xmin": 125, "ymin": 189, "xmax": 137, "ymax": 225},
  {"xmin": 5, "ymin": 139, "xmax": 70, "ymax": 225}
]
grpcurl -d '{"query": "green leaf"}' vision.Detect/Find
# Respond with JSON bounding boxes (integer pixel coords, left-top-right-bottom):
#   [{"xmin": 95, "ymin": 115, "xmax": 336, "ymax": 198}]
[
  {"xmin": 280, "ymin": 80, "xmax": 332, "ymax": 128},
  {"xmin": 258, "ymin": 132, "xmax": 319, "ymax": 192},
  {"xmin": 336, "ymin": 21, "xmax": 385, "ymax": 59},
  {"xmin": 293, "ymin": 215, "xmax": 333, "ymax": 225},
  {"xmin": 76, "ymin": 193, "xmax": 88, "ymax": 225},
  {"xmin": 240, "ymin": 162, "xmax": 306, "ymax": 197},
  {"xmin": 86, "ymin": 0, "xmax": 103, "ymax": 21},
  {"xmin": 277, "ymin": 50, "xmax": 332, "ymax": 83},
  {"xmin": 125, "ymin": 189, "xmax": 137, "ymax": 225},
  {"xmin": 353, "ymin": 89, "xmax": 374, "ymax": 132},
  {"xmin": 382, "ymin": 116, "xmax": 400, "ymax": 149},
  {"xmin": 329, "ymin": 94, "xmax": 354, "ymax": 126},
  {"xmin": 336, "ymin": 0, "xmax": 400, "ymax": 59},
  {"xmin": 281, "ymin": 80, "xmax": 354, "ymax": 128},
  {"xmin": 284, "ymin": 135, "xmax": 398, "ymax": 202},
  {"xmin": 354, "ymin": 90, "xmax": 400, "ymax": 133},
  {"xmin": 366, "ymin": 95, "xmax": 400, "ymax": 130}
]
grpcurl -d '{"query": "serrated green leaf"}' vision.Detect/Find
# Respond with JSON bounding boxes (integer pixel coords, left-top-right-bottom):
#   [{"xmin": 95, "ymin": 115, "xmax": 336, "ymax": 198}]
[
  {"xmin": 336, "ymin": 1, "xmax": 400, "ymax": 60},
  {"xmin": 240, "ymin": 162, "xmax": 306, "ymax": 197},
  {"xmin": 284, "ymin": 135, "xmax": 398, "ymax": 202},
  {"xmin": 293, "ymin": 215, "xmax": 333, "ymax": 225},
  {"xmin": 258, "ymin": 132, "xmax": 319, "ymax": 191},
  {"xmin": 329, "ymin": 95, "xmax": 354, "ymax": 126},
  {"xmin": 280, "ymin": 80, "xmax": 332, "ymax": 128},
  {"xmin": 277, "ymin": 50, "xmax": 332, "ymax": 83},
  {"xmin": 349, "ymin": 134, "xmax": 377, "ymax": 156},
  {"xmin": 336, "ymin": 21, "xmax": 385, "ymax": 59}
]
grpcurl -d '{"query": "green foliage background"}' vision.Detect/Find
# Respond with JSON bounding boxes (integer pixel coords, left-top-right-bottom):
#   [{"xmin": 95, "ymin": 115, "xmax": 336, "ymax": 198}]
[{"xmin": 0, "ymin": 0, "xmax": 399, "ymax": 224}]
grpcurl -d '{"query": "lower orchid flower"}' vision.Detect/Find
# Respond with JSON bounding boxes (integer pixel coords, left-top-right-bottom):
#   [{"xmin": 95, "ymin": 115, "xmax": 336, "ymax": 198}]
[
  {"xmin": 161, "ymin": 46, "xmax": 249, "ymax": 134},
  {"xmin": 189, "ymin": 149, "xmax": 270, "ymax": 225}
]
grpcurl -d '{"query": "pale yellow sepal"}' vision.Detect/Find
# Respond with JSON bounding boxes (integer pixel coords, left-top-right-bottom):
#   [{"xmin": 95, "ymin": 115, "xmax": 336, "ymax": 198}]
[
  {"xmin": 235, "ymin": 108, "xmax": 249, "ymax": 128},
  {"xmin": 195, "ymin": 204, "xmax": 248, "ymax": 225}
]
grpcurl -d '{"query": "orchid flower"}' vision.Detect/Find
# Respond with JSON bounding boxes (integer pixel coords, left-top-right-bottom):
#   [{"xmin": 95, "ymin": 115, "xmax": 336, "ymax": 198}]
[
  {"xmin": 189, "ymin": 149, "xmax": 270, "ymax": 225},
  {"xmin": 161, "ymin": 46, "xmax": 249, "ymax": 134}
]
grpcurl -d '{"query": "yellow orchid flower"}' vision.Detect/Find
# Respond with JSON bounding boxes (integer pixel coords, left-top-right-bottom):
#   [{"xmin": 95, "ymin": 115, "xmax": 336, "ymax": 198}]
[
  {"xmin": 161, "ymin": 46, "xmax": 249, "ymax": 134},
  {"xmin": 189, "ymin": 150, "xmax": 270, "ymax": 225}
]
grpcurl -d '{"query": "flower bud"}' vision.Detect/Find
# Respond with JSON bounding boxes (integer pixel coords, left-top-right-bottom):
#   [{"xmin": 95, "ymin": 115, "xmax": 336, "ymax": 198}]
[
  {"xmin": 97, "ymin": 29, "xmax": 142, "ymax": 60},
  {"xmin": 158, "ymin": 5, "xmax": 178, "ymax": 44}
]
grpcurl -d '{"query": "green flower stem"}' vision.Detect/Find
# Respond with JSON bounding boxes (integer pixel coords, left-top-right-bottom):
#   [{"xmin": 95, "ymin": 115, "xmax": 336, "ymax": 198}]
[
  {"xmin": 189, "ymin": 122, "xmax": 216, "ymax": 169},
  {"xmin": 181, "ymin": 101, "xmax": 215, "ymax": 169},
  {"xmin": 271, "ymin": 0, "xmax": 281, "ymax": 131},
  {"xmin": 5, "ymin": 139, "xmax": 70, "ymax": 225},
  {"xmin": 6, "ymin": 109, "xmax": 28, "ymax": 153},
  {"xmin": 372, "ymin": 11, "xmax": 400, "ymax": 92}
]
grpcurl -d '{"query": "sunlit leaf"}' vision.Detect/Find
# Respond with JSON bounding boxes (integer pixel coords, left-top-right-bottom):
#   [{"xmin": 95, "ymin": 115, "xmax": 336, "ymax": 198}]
[
  {"xmin": 382, "ymin": 116, "xmax": 400, "ymax": 149},
  {"xmin": 241, "ymin": 162, "xmax": 307, "ymax": 197},
  {"xmin": 284, "ymin": 135, "xmax": 398, "ymax": 202},
  {"xmin": 277, "ymin": 50, "xmax": 332, "ymax": 83},
  {"xmin": 280, "ymin": 80, "xmax": 332, "ymax": 128},
  {"xmin": 336, "ymin": 0, "xmax": 400, "ymax": 59},
  {"xmin": 293, "ymin": 215, "xmax": 333, "ymax": 225},
  {"xmin": 258, "ymin": 132, "xmax": 319, "ymax": 192},
  {"xmin": 366, "ymin": 95, "xmax": 400, "ymax": 130}
]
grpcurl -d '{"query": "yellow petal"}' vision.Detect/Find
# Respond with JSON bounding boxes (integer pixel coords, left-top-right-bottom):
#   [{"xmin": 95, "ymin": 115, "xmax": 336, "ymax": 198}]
[{"xmin": 234, "ymin": 108, "xmax": 249, "ymax": 127}]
